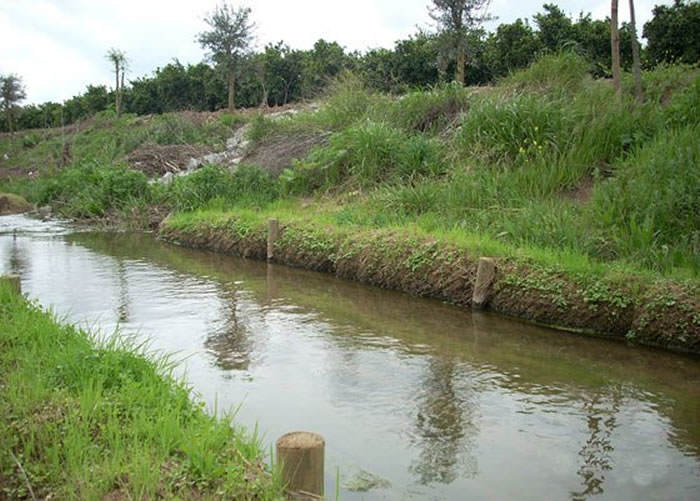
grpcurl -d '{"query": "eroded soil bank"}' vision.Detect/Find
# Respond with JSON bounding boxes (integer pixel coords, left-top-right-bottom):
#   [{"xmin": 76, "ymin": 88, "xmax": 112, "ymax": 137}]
[{"xmin": 160, "ymin": 214, "xmax": 700, "ymax": 355}]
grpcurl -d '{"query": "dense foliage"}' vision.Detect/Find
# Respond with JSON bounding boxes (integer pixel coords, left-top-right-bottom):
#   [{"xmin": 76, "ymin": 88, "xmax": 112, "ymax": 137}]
[{"xmin": 3, "ymin": 2, "xmax": 698, "ymax": 132}]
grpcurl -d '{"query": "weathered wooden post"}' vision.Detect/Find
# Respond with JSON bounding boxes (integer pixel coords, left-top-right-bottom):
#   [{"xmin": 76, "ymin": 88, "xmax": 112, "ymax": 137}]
[
  {"xmin": 276, "ymin": 431, "xmax": 325, "ymax": 499},
  {"xmin": 472, "ymin": 257, "xmax": 496, "ymax": 309},
  {"xmin": 267, "ymin": 218, "xmax": 280, "ymax": 262},
  {"xmin": 1, "ymin": 274, "xmax": 21, "ymax": 294}
]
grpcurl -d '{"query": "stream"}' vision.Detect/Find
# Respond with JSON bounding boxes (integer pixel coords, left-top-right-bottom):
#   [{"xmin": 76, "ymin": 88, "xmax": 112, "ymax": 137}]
[{"xmin": 1, "ymin": 214, "xmax": 698, "ymax": 500}]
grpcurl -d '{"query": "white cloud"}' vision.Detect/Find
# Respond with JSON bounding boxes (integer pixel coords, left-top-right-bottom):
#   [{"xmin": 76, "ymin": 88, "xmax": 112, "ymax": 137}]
[{"xmin": 0, "ymin": 0, "xmax": 673, "ymax": 104}]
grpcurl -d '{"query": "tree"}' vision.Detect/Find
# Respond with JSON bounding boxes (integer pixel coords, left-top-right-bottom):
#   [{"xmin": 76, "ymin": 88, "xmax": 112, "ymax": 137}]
[
  {"xmin": 486, "ymin": 19, "xmax": 541, "ymax": 78},
  {"xmin": 429, "ymin": 0, "xmax": 494, "ymax": 85},
  {"xmin": 106, "ymin": 48, "xmax": 127, "ymax": 117},
  {"xmin": 628, "ymin": 0, "xmax": 643, "ymax": 101},
  {"xmin": 534, "ymin": 3, "xmax": 575, "ymax": 51},
  {"xmin": 643, "ymin": 0, "xmax": 700, "ymax": 65},
  {"xmin": 610, "ymin": 0, "xmax": 622, "ymax": 93},
  {"xmin": 197, "ymin": 3, "xmax": 255, "ymax": 111},
  {"xmin": 0, "ymin": 74, "xmax": 27, "ymax": 132}
]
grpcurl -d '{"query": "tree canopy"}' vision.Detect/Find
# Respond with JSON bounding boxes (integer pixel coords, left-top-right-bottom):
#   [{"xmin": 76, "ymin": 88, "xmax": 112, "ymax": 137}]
[
  {"xmin": 197, "ymin": 3, "xmax": 255, "ymax": 110},
  {"xmin": 1, "ymin": 74, "xmax": 27, "ymax": 132}
]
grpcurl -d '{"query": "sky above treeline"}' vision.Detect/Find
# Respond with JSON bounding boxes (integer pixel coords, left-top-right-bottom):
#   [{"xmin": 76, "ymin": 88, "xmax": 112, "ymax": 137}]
[{"xmin": 1, "ymin": 0, "xmax": 668, "ymax": 104}]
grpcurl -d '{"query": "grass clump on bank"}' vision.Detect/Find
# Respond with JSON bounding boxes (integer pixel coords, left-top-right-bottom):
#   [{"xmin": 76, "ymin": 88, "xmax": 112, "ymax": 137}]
[{"xmin": 0, "ymin": 282, "xmax": 283, "ymax": 500}]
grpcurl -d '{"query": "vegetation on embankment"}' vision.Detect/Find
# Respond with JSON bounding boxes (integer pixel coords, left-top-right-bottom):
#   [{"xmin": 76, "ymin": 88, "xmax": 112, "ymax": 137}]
[
  {"xmin": 0, "ymin": 193, "xmax": 31, "ymax": 214},
  {"xmin": 160, "ymin": 206, "xmax": 700, "ymax": 354},
  {"xmin": 1, "ymin": 53, "xmax": 699, "ymax": 352},
  {"xmin": 0, "ymin": 281, "xmax": 283, "ymax": 500}
]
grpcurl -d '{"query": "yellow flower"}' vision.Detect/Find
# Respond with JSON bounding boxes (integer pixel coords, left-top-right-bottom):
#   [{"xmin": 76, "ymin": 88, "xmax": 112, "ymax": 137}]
[{"xmin": 519, "ymin": 147, "xmax": 526, "ymax": 154}]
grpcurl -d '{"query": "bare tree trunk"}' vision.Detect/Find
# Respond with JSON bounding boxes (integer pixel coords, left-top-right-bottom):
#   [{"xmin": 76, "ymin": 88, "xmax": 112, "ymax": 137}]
[
  {"xmin": 120, "ymin": 69, "xmax": 125, "ymax": 114},
  {"xmin": 114, "ymin": 60, "xmax": 121, "ymax": 117},
  {"xmin": 455, "ymin": 42, "xmax": 466, "ymax": 85},
  {"xmin": 629, "ymin": 0, "xmax": 643, "ymax": 102},
  {"xmin": 611, "ymin": 0, "xmax": 622, "ymax": 94},
  {"xmin": 228, "ymin": 71, "xmax": 236, "ymax": 111}
]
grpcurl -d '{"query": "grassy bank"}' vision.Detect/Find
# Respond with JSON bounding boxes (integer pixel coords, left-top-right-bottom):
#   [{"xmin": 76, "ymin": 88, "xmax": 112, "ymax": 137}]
[
  {"xmin": 1, "ymin": 52, "xmax": 698, "ymax": 352},
  {"xmin": 0, "ymin": 281, "xmax": 283, "ymax": 500},
  {"xmin": 160, "ymin": 206, "xmax": 699, "ymax": 354}
]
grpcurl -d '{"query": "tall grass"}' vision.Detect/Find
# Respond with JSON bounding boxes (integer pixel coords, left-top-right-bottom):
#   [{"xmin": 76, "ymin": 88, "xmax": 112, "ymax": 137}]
[{"xmin": 0, "ymin": 282, "xmax": 283, "ymax": 499}]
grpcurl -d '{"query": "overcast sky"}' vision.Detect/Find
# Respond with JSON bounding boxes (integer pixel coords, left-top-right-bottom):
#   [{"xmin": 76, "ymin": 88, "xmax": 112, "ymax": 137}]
[{"xmin": 1, "ymin": 0, "xmax": 668, "ymax": 104}]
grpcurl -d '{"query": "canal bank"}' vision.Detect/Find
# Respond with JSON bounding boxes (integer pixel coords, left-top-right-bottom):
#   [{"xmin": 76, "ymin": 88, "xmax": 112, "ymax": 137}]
[{"xmin": 160, "ymin": 210, "xmax": 700, "ymax": 355}]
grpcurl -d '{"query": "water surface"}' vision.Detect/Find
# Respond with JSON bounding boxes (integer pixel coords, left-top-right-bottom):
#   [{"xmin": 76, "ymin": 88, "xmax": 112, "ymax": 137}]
[{"xmin": 1, "ymin": 214, "xmax": 698, "ymax": 500}]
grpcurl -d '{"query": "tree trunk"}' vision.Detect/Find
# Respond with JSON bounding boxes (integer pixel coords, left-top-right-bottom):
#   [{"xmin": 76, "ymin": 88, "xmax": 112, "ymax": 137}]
[
  {"xmin": 120, "ymin": 69, "xmax": 125, "ymax": 114},
  {"xmin": 455, "ymin": 42, "xmax": 466, "ymax": 85},
  {"xmin": 114, "ymin": 61, "xmax": 121, "ymax": 117},
  {"xmin": 228, "ymin": 71, "xmax": 236, "ymax": 111},
  {"xmin": 610, "ymin": 0, "xmax": 622, "ymax": 94},
  {"xmin": 629, "ymin": 0, "xmax": 643, "ymax": 102}
]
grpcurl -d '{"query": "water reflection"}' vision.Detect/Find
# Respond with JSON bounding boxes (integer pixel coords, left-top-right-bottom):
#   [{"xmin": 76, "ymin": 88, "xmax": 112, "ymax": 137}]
[
  {"xmin": 410, "ymin": 358, "xmax": 478, "ymax": 484},
  {"xmin": 571, "ymin": 391, "xmax": 620, "ymax": 500},
  {"xmin": 204, "ymin": 289, "xmax": 255, "ymax": 372}
]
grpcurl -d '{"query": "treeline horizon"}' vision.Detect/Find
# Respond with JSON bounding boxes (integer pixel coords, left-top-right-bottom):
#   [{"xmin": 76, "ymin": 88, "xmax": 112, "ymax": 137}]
[{"xmin": 3, "ymin": 1, "xmax": 699, "ymax": 133}]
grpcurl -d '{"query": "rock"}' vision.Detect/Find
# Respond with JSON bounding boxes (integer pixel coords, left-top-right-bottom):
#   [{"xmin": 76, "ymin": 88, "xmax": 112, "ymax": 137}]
[
  {"xmin": 342, "ymin": 469, "xmax": 391, "ymax": 492},
  {"xmin": 38, "ymin": 205, "xmax": 52, "ymax": 220},
  {"xmin": 0, "ymin": 193, "xmax": 33, "ymax": 215},
  {"xmin": 202, "ymin": 152, "xmax": 227, "ymax": 165},
  {"xmin": 186, "ymin": 157, "xmax": 200, "ymax": 170}
]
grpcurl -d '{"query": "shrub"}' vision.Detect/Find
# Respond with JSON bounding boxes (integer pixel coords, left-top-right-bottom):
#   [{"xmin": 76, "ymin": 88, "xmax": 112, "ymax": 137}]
[{"xmin": 286, "ymin": 121, "xmax": 444, "ymax": 192}]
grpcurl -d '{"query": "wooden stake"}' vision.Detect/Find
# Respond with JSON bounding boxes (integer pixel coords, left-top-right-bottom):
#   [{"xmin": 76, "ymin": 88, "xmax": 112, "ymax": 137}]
[
  {"xmin": 276, "ymin": 431, "xmax": 324, "ymax": 499},
  {"xmin": 472, "ymin": 257, "xmax": 496, "ymax": 309},
  {"xmin": 267, "ymin": 218, "xmax": 280, "ymax": 262}
]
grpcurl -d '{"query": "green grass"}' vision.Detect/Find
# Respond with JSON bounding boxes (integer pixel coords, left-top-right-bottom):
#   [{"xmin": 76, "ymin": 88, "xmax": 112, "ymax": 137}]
[{"xmin": 0, "ymin": 282, "xmax": 284, "ymax": 500}]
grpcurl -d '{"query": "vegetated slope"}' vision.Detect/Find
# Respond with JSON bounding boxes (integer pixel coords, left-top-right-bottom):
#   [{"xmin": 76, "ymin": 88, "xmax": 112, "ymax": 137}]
[{"xmin": 1, "ymin": 53, "xmax": 698, "ymax": 348}]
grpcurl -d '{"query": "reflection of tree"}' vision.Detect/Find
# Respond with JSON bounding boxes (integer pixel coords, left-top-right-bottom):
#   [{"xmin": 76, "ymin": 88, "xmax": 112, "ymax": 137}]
[
  {"xmin": 409, "ymin": 357, "xmax": 478, "ymax": 485},
  {"xmin": 9, "ymin": 235, "xmax": 28, "ymax": 276},
  {"xmin": 570, "ymin": 390, "xmax": 620, "ymax": 501},
  {"xmin": 204, "ymin": 289, "xmax": 253, "ymax": 371},
  {"xmin": 116, "ymin": 260, "xmax": 130, "ymax": 324}
]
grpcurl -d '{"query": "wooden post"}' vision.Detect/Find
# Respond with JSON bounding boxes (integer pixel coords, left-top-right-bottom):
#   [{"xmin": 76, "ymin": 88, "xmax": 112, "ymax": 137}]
[
  {"xmin": 276, "ymin": 431, "xmax": 324, "ymax": 499},
  {"xmin": 472, "ymin": 257, "xmax": 496, "ymax": 309},
  {"xmin": 267, "ymin": 218, "xmax": 280, "ymax": 262},
  {"xmin": 1, "ymin": 274, "xmax": 21, "ymax": 294}
]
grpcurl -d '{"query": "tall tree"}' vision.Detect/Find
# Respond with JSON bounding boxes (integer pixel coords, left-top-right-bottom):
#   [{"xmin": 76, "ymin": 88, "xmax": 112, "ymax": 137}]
[
  {"xmin": 628, "ymin": 0, "xmax": 643, "ymax": 101},
  {"xmin": 0, "ymin": 74, "xmax": 27, "ymax": 132},
  {"xmin": 610, "ymin": 0, "xmax": 622, "ymax": 93},
  {"xmin": 197, "ymin": 3, "xmax": 255, "ymax": 111},
  {"xmin": 106, "ymin": 48, "xmax": 127, "ymax": 117},
  {"xmin": 429, "ymin": 0, "xmax": 493, "ymax": 85}
]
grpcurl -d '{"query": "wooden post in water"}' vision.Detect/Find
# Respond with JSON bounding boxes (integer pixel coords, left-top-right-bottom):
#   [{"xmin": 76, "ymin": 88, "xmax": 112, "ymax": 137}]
[
  {"xmin": 276, "ymin": 431, "xmax": 324, "ymax": 499},
  {"xmin": 267, "ymin": 218, "xmax": 280, "ymax": 262},
  {"xmin": 472, "ymin": 257, "xmax": 496, "ymax": 309},
  {"xmin": 1, "ymin": 274, "xmax": 21, "ymax": 294}
]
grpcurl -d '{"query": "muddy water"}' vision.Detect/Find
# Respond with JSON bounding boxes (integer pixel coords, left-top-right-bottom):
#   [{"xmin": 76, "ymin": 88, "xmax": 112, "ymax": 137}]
[{"xmin": 1, "ymin": 214, "xmax": 699, "ymax": 501}]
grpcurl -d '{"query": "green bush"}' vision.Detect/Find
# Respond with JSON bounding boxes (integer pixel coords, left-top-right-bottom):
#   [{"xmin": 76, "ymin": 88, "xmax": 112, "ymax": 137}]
[
  {"xmin": 287, "ymin": 121, "xmax": 444, "ymax": 192},
  {"xmin": 164, "ymin": 164, "xmax": 278, "ymax": 211},
  {"xmin": 586, "ymin": 125, "xmax": 700, "ymax": 272},
  {"xmin": 458, "ymin": 94, "xmax": 573, "ymax": 165},
  {"xmin": 37, "ymin": 164, "xmax": 149, "ymax": 218},
  {"xmin": 502, "ymin": 51, "xmax": 592, "ymax": 93}
]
